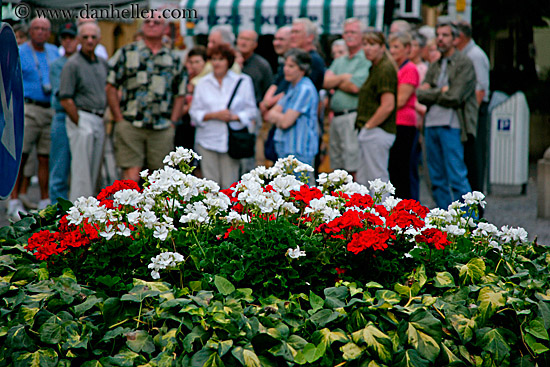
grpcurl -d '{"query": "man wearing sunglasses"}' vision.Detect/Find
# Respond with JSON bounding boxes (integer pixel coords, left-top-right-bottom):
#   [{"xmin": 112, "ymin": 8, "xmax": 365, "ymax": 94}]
[{"xmin": 106, "ymin": 11, "xmax": 185, "ymax": 183}]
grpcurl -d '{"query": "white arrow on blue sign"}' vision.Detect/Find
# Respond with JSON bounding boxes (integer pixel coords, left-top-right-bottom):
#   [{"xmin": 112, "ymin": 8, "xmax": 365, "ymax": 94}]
[{"xmin": 0, "ymin": 23, "xmax": 25, "ymax": 200}]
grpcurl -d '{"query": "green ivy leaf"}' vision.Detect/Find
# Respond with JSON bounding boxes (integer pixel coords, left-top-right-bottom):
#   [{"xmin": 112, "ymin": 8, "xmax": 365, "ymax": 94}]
[
  {"xmin": 218, "ymin": 340, "xmax": 233, "ymax": 357},
  {"xmin": 13, "ymin": 348, "xmax": 58, "ymax": 367},
  {"xmin": 309, "ymin": 290, "xmax": 324, "ymax": 312},
  {"xmin": 458, "ymin": 258, "xmax": 486, "ymax": 284},
  {"xmin": 214, "ymin": 275, "xmax": 235, "ymax": 295},
  {"xmin": 39, "ymin": 322, "xmax": 64, "ymax": 344},
  {"xmin": 525, "ymin": 334, "xmax": 550, "ymax": 355},
  {"xmin": 120, "ymin": 285, "xmax": 160, "ymax": 303},
  {"xmin": 309, "ymin": 309, "xmax": 339, "ymax": 327},
  {"xmin": 81, "ymin": 361, "xmax": 104, "ymax": 367},
  {"xmin": 341, "ymin": 342, "xmax": 365, "ymax": 361},
  {"xmin": 18, "ymin": 306, "xmax": 40, "ymax": 327},
  {"xmin": 7, "ymin": 325, "xmax": 34, "ymax": 349},
  {"xmin": 362, "ymin": 323, "xmax": 393, "ymax": 363},
  {"xmin": 73, "ymin": 295, "xmax": 103, "ymax": 316},
  {"xmin": 96, "ymin": 275, "xmax": 121, "ymax": 288},
  {"xmin": 525, "ymin": 318, "xmax": 549, "ymax": 341},
  {"xmin": 434, "ymin": 272, "xmax": 455, "ymax": 288},
  {"xmin": 375, "ymin": 290, "xmax": 401, "ymax": 306},
  {"xmin": 406, "ymin": 323, "xmax": 440, "ymax": 363},
  {"xmin": 191, "ymin": 348, "xmax": 223, "ymax": 367},
  {"xmin": 475, "ymin": 327, "xmax": 511, "ymax": 363},
  {"xmin": 449, "ymin": 314, "xmax": 476, "ymax": 343},
  {"xmin": 395, "ymin": 349, "xmax": 430, "ymax": 367},
  {"xmin": 537, "ymin": 301, "xmax": 550, "ymax": 329},
  {"xmin": 126, "ymin": 330, "xmax": 156, "ymax": 354},
  {"xmin": 251, "ymin": 333, "xmax": 281, "ymax": 355},
  {"xmin": 409, "ymin": 309, "xmax": 443, "ymax": 340},
  {"xmin": 63, "ymin": 321, "xmax": 91, "ymax": 349},
  {"xmin": 232, "ymin": 346, "xmax": 262, "ymax": 367}
]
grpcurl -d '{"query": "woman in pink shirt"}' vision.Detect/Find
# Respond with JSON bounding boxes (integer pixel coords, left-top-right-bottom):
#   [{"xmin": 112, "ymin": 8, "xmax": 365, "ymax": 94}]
[{"xmin": 388, "ymin": 32, "xmax": 420, "ymax": 199}]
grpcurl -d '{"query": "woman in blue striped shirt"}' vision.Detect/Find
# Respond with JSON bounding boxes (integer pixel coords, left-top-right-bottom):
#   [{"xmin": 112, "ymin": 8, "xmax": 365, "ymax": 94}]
[{"xmin": 265, "ymin": 48, "xmax": 319, "ymax": 182}]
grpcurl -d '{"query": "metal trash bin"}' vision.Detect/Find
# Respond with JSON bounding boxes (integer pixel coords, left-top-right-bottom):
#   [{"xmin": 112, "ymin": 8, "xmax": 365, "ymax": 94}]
[{"xmin": 489, "ymin": 91, "xmax": 530, "ymax": 193}]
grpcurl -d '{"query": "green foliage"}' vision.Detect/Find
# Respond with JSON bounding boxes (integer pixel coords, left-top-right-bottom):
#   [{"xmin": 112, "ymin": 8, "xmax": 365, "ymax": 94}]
[{"xmin": 2, "ymin": 233, "xmax": 550, "ymax": 366}]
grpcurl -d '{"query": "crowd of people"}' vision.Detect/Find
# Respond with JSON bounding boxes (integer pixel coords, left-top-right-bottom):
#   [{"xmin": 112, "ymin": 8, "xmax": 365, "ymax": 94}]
[{"xmin": 6, "ymin": 13, "xmax": 490, "ymax": 221}]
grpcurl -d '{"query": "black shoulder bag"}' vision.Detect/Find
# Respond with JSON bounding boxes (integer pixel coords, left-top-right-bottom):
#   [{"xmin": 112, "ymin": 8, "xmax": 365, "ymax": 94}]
[{"xmin": 226, "ymin": 79, "xmax": 255, "ymax": 159}]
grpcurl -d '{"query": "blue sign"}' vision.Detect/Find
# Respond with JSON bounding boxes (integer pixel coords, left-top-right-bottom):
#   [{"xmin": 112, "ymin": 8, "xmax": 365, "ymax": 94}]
[
  {"xmin": 0, "ymin": 23, "xmax": 24, "ymax": 199},
  {"xmin": 497, "ymin": 118, "xmax": 511, "ymax": 132}
]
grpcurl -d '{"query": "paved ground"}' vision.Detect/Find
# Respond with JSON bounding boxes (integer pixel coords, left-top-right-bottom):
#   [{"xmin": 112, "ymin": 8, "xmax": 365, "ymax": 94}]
[{"xmin": 1, "ymin": 163, "xmax": 549, "ymax": 245}]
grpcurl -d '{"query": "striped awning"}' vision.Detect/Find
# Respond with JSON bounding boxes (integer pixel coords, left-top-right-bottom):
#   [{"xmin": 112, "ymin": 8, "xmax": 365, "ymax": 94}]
[{"xmin": 178, "ymin": 0, "xmax": 385, "ymax": 36}]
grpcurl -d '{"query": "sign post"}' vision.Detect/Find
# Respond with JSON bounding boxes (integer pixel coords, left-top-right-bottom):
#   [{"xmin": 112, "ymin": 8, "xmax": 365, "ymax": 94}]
[{"xmin": 0, "ymin": 22, "xmax": 25, "ymax": 200}]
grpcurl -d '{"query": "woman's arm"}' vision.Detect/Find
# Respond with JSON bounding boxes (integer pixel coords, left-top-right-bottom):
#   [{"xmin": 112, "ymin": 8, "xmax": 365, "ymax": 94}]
[
  {"xmin": 396, "ymin": 83, "xmax": 415, "ymax": 109},
  {"xmin": 364, "ymin": 92, "xmax": 395, "ymax": 129},
  {"xmin": 266, "ymin": 105, "xmax": 301, "ymax": 130}
]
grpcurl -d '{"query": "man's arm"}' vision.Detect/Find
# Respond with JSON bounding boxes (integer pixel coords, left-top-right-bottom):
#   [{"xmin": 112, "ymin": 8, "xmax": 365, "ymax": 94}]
[
  {"xmin": 60, "ymin": 98, "xmax": 79, "ymax": 124},
  {"xmin": 436, "ymin": 60, "xmax": 476, "ymax": 109},
  {"xmin": 106, "ymin": 83, "xmax": 123, "ymax": 122},
  {"xmin": 170, "ymin": 95, "xmax": 184, "ymax": 124}
]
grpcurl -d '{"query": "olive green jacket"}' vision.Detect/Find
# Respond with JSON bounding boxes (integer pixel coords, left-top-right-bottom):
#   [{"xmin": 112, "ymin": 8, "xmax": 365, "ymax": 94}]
[{"xmin": 417, "ymin": 49, "xmax": 479, "ymax": 142}]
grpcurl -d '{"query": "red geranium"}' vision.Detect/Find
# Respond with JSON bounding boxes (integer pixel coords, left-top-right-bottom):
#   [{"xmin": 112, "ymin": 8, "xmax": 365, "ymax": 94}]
[
  {"xmin": 291, "ymin": 185, "xmax": 323, "ymax": 205},
  {"xmin": 347, "ymin": 227, "xmax": 396, "ymax": 254},
  {"xmin": 415, "ymin": 228, "xmax": 449, "ymax": 250}
]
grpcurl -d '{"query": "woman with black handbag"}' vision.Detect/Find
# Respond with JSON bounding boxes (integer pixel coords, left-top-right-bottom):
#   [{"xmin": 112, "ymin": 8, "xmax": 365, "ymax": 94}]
[{"xmin": 189, "ymin": 43, "xmax": 257, "ymax": 188}]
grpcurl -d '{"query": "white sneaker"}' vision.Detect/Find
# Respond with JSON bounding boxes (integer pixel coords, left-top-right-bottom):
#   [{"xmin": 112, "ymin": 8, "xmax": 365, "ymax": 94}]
[
  {"xmin": 19, "ymin": 193, "xmax": 38, "ymax": 210},
  {"xmin": 38, "ymin": 198, "xmax": 51, "ymax": 210},
  {"xmin": 7, "ymin": 199, "xmax": 26, "ymax": 221}
]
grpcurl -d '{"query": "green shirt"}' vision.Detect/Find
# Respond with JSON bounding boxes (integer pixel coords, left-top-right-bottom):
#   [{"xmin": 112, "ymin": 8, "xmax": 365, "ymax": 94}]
[
  {"xmin": 328, "ymin": 51, "xmax": 371, "ymax": 112},
  {"xmin": 355, "ymin": 53, "xmax": 397, "ymax": 134}
]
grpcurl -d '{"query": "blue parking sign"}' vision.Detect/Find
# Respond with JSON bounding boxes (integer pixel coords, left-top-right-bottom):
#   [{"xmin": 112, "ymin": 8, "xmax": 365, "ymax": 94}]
[{"xmin": 0, "ymin": 23, "xmax": 24, "ymax": 199}]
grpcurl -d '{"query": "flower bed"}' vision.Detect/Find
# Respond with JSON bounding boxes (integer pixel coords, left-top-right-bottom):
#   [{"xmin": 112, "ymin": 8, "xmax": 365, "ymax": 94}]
[{"xmin": 1, "ymin": 148, "xmax": 549, "ymax": 366}]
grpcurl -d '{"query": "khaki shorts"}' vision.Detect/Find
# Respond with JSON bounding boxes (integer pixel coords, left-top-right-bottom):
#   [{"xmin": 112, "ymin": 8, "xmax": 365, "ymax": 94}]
[
  {"xmin": 22, "ymin": 103, "xmax": 54, "ymax": 155},
  {"xmin": 113, "ymin": 119, "xmax": 174, "ymax": 170}
]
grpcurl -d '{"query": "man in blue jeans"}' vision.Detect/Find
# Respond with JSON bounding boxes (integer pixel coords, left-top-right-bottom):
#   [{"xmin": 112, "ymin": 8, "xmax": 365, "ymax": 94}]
[
  {"xmin": 417, "ymin": 21, "xmax": 478, "ymax": 209},
  {"xmin": 49, "ymin": 23, "xmax": 78, "ymax": 204}
]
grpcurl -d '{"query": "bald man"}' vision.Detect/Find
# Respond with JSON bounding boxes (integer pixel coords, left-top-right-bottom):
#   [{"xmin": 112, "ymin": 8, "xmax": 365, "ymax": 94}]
[
  {"xmin": 237, "ymin": 29, "xmax": 273, "ymax": 105},
  {"xmin": 8, "ymin": 17, "xmax": 60, "ymax": 220}
]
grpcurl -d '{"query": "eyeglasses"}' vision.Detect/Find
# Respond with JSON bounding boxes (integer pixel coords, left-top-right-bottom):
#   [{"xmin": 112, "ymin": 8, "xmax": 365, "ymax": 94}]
[{"xmin": 144, "ymin": 19, "xmax": 163, "ymax": 26}]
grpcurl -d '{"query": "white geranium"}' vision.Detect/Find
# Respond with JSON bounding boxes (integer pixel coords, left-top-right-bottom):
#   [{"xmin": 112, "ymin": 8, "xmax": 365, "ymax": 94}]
[
  {"xmin": 287, "ymin": 246, "xmax": 306, "ymax": 258},
  {"xmin": 116, "ymin": 223, "xmax": 132, "ymax": 237},
  {"xmin": 445, "ymin": 224, "xmax": 466, "ymax": 236},
  {"xmin": 463, "ymin": 191, "xmax": 487, "ymax": 209},
  {"xmin": 500, "ymin": 225, "xmax": 528, "ymax": 244},
  {"xmin": 148, "ymin": 251, "xmax": 185, "ymax": 279},
  {"xmin": 180, "ymin": 202, "xmax": 210, "ymax": 224},
  {"xmin": 113, "ymin": 189, "xmax": 142, "ymax": 207},
  {"xmin": 368, "ymin": 179, "xmax": 395, "ymax": 197},
  {"xmin": 99, "ymin": 223, "xmax": 116, "ymax": 240},
  {"xmin": 163, "ymin": 147, "xmax": 201, "ymax": 167},
  {"xmin": 472, "ymin": 222, "xmax": 500, "ymax": 238},
  {"xmin": 305, "ymin": 196, "xmax": 341, "ymax": 222},
  {"xmin": 383, "ymin": 196, "xmax": 402, "ymax": 211}
]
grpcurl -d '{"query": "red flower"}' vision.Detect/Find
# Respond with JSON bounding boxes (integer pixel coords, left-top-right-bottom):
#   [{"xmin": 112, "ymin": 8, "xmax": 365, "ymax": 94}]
[
  {"xmin": 347, "ymin": 227, "xmax": 395, "ymax": 254},
  {"xmin": 291, "ymin": 185, "xmax": 323, "ymax": 205},
  {"xmin": 344, "ymin": 193, "xmax": 374, "ymax": 209},
  {"xmin": 387, "ymin": 211, "xmax": 425, "ymax": 229},
  {"xmin": 223, "ymin": 225, "xmax": 245, "ymax": 239},
  {"xmin": 415, "ymin": 228, "xmax": 449, "ymax": 250},
  {"xmin": 97, "ymin": 180, "xmax": 141, "ymax": 207},
  {"xmin": 220, "ymin": 188, "xmax": 239, "ymax": 203},
  {"xmin": 394, "ymin": 199, "xmax": 429, "ymax": 218}
]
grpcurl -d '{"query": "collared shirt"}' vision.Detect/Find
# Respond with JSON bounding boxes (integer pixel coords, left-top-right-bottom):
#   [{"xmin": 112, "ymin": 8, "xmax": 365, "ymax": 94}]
[
  {"xmin": 107, "ymin": 40, "xmax": 186, "ymax": 130},
  {"xmin": 242, "ymin": 53, "xmax": 274, "ymax": 105},
  {"xmin": 463, "ymin": 39, "xmax": 490, "ymax": 102},
  {"xmin": 19, "ymin": 42, "xmax": 60, "ymax": 102},
  {"xmin": 190, "ymin": 70, "xmax": 257, "ymax": 153},
  {"xmin": 396, "ymin": 60, "xmax": 419, "ymax": 127},
  {"xmin": 328, "ymin": 49, "xmax": 371, "ymax": 112},
  {"xmin": 274, "ymin": 76, "xmax": 319, "ymax": 158},
  {"xmin": 417, "ymin": 49, "xmax": 478, "ymax": 140},
  {"xmin": 355, "ymin": 53, "xmax": 397, "ymax": 134},
  {"xmin": 59, "ymin": 51, "xmax": 108, "ymax": 112}
]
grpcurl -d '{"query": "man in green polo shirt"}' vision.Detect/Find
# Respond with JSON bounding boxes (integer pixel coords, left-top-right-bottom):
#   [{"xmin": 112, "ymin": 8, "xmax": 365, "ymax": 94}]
[{"xmin": 323, "ymin": 18, "xmax": 371, "ymax": 178}]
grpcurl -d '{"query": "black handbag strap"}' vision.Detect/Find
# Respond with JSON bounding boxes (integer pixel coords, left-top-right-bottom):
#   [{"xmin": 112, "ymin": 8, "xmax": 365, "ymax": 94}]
[{"xmin": 226, "ymin": 78, "xmax": 243, "ymax": 109}]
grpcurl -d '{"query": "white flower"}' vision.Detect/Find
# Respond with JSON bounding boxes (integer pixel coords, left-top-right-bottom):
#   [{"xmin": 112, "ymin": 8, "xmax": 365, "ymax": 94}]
[
  {"xmin": 66, "ymin": 206, "xmax": 83, "ymax": 225},
  {"xmin": 148, "ymin": 251, "xmax": 185, "ymax": 279},
  {"xmin": 383, "ymin": 196, "xmax": 401, "ymax": 211},
  {"xmin": 463, "ymin": 191, "xmax": 487, "ymax": 209},
  {"xmin": 153, "ymin": 223, "xmax": 172, "ymax": 241},
  {"xmin": 180, "ymin": 202, "xmax": 210, "ymax": 224},
  {"xmin": 472, "ymin": 222, "xmax": 499, "ymax": 238},
  {"xmin": 445, "ymin": 224, "xmax": 466, "ymax": 236},
  {"xmin": 287, "ymin": 246, "xmax": 306, "ymax": 259},
  {"xmin": 500, "ymin": 225, "xmax": 528, "ymax": 243},
  {"xmin": 368, "ymin": 179, "xmax": 395, "ymax": 197},
  {"xmin": 140, "ymin": 169, "xmax": 149, "ymax": 178},
  {"xmin": 116, "ymin": 223, "xmax": 132, "ymax": 237},
  {"xmin": 99, "ymin": 223, "xmax": 116, "ymax": 240},
  {"xmin": 113, "ymin": 189, "xmax": 142, "ymax": 207},
  {"xmin": 163, "ymin": 147, "xmax": 201, "ymax": 167}
]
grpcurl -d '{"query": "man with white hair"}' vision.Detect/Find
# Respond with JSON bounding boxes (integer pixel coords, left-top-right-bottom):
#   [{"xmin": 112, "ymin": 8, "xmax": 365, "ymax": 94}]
[
  {"xmin": 191, "ymin": 25, "xmax": 241, "ymax": 86},
  {"xmin": 8, "ymin": 17, "xmax": 59, "ymax": 219},
  {"xmin": 323, "ymin": 18, "xmax": 371, "ymax": 178},
  {"xmin": 59, "ymin": 22, "xmax": 108, "ymax": 201},
  {"xmin": 289, "ymin": 18, "xmax": 325, "ymax": 91}
]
